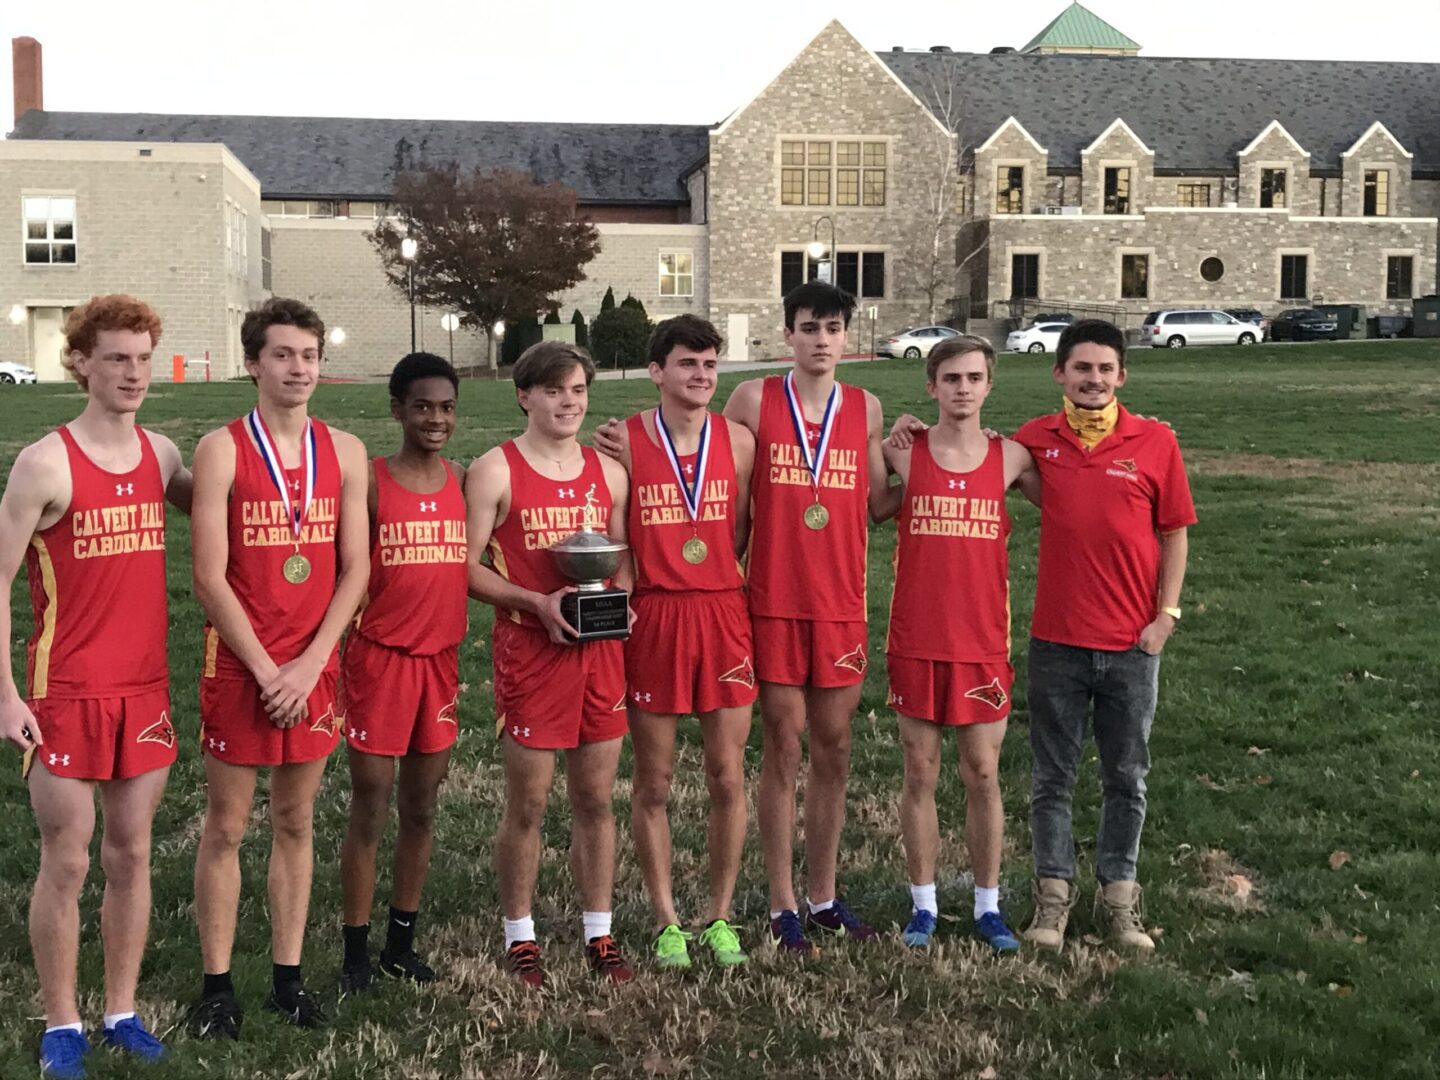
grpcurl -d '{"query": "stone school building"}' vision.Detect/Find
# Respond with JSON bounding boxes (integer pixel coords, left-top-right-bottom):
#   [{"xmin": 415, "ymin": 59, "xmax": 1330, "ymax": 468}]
[{"xmin": 3, "ymin": 4, "xmax": 1437, "ymax": 379}]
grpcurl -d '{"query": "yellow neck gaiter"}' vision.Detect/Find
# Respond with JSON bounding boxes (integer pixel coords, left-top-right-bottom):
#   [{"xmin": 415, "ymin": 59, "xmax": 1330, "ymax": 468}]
[{"xmin": 1063, "ymin": 398, "xmax": 1119, "ymax": 451}]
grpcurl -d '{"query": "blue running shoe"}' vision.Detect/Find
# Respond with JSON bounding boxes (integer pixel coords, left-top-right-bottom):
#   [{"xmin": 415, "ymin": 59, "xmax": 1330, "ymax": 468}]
[
  {"xmin": 39, "ymin": 1028, "xmax": 90, "ymax": 1079},
  {"xmin": 902, "ymin": 909, "xmax": 938, "ymax": 948},
  {"xmin": 102, "ymin": 1016, "xmax": 167, "ymax": 1063},
  {"xmin": 805, "ymin": 898, "xmax": 879, "ymax": 941},
  {"xmin": 769, "ymin": 910, "xmax": 818, "ymax": 957},
  {"xmin": 974, "ymin": 911, "xmax": 1021, "ymax": 954}
]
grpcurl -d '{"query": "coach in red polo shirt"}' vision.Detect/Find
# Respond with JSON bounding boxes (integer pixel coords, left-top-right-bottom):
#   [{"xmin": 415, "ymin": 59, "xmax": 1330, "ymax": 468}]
[{"xmin": 1013, "ymin": 319, "xmax": 1194, "ymax": 953}]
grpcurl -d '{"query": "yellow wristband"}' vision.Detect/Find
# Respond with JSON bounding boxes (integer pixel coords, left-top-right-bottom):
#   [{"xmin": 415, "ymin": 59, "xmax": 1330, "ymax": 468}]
[{"xmin": 1159, "ymin": 606, "xmax": 1182, "ymax": 621}]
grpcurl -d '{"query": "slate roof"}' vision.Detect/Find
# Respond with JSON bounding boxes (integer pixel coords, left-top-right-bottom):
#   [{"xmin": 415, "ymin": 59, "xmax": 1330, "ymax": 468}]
[
  {"xmin": 881, "ymin": 51, "xmax": 1440, "ymax": 176},
  {"xmin": 1021, "ymin": 2, "xmax": 1140, "ymax": 54},
  {"xmin": 7, "ymin": 112, "xmax": 711, "ymax": 203}
]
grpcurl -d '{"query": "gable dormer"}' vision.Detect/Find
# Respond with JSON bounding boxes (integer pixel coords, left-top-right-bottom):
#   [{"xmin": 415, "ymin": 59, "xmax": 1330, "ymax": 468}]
[
  {"xmin": 1080, "ymin": 119, "xmax": 1152, "ymax": 216},
  {"xmin": 974, "ymin": 117, "xmax": 1048, "ymax": 217},
  {"xmin": 1237, "ymin": 120, "xmax": 1312, "ymax": 214},
  {"xmin": 1339, "ymin": 122, "xmax": 1413, "ymax": 218}
]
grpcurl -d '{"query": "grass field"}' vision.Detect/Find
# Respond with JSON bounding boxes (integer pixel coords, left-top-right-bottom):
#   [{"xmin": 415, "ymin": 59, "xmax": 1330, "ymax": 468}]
[{"xmin": 1, "ymin": 341, "xmax": 1437, "ymax": 1079}]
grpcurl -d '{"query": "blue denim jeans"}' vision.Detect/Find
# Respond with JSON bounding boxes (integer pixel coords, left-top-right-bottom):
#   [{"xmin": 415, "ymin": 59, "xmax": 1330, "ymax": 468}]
[{"xmin": 1027, "ymin": 637, "xmax": 1160, "ymax": 884}]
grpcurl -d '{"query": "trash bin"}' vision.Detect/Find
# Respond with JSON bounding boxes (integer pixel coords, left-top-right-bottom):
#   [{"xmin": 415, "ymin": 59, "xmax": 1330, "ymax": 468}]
[
  {"xmin": 1367, "ymin": 315, "xmax": 1411, "ymax": 339},
  {"xmin": 1314, "ymin": 304, "xmax": 1361, "ymax": 339},
  {"xmin": 1413, "ymin": 297, "xmax": 1440, "ymax": 339}
]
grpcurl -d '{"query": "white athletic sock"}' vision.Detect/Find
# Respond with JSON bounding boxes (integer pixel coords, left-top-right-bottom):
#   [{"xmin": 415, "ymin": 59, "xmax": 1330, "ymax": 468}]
[
  {"xmin": 806, "ymin": 897, "xmax": 835, "ymax": 915},
  {"xmin": 910, "ymin": 882, "xmax": 938, "ymax": 916},
  {"xmin": 582, "ymin": 910, "xmax": 612, "ymax": 943},
  {"xmin": 103, "ymin": 1011, "xmax": 136, "ymax": 1031},
  {"xmin": 45, "ymin": 1022, "xmax": 84, "ymax": 1035},
  {"xmin": 974, "ymin": 885, "xmax": 1000, "ymax": 919},
  {"xmin": 503, "ymin": 915, "xmax": 535, "ymax": 950}
]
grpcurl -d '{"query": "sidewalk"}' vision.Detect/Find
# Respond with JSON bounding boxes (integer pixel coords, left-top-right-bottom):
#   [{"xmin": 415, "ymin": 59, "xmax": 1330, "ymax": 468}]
[{"xmin": 594, "ymin": 352, "xmax": 884, "ymax": 381}]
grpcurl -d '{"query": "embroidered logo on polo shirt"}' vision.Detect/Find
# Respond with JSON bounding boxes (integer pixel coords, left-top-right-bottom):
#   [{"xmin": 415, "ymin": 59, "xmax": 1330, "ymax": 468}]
[
  {"xmin": 1113, "ymin": 458, "xmax": 1138, "ymax": 472},
  {"xmin": 1044, "ymin": 449, "xmax": 1061, "ymax": 459}
]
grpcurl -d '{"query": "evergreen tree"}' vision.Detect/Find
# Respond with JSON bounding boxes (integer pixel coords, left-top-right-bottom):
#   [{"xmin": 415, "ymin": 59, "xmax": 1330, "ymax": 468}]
[
  {"xmin": 544, "ymin": 308, "xmax": 562, "ymax": 324},
  {"xmin": 571, "ymin": 308, "xmax": 589, "ymax": 348},
  {"xmin": 600, "ymin": 286, "xmax": 617, "ymax": 313}
]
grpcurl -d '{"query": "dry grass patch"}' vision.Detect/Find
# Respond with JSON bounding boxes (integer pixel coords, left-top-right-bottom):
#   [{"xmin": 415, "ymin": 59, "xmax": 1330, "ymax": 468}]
[{"xmin": 1186, "ymin": 451, "xmax": 1440, "ymax": 524}]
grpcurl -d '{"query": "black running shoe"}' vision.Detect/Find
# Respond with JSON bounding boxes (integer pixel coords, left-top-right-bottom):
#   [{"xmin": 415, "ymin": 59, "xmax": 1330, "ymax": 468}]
[
  {"xmin": 187, "ymin": 991, "xmax": 243, "ymax": 1041},
  {"xmin": 266, "ymin": 984, "xmax": 328, "ymax": 1029},
  {"xmin": 378, "ymin": 948, "xmax": 437, "ymax": 983},
  {"xmin": 339, "ymin": 961, "xmax": 374, "ymax": 995}
]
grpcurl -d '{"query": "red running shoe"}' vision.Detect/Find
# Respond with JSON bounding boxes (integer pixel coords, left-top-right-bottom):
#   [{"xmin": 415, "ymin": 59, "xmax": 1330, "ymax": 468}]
[
  {"xmin": 584, "ymin": 935, "xmax": 635, "ymax": 984},
  {"xmin": 503, "ymin": 940, "xmax": 545, "ymax": 989}
]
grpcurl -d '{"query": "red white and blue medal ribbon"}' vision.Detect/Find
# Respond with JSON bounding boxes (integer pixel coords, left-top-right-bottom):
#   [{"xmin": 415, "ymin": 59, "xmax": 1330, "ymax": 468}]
[
  {"xmin": 654, "ymin": 406, "xmax": 711, "ymax": 526},
  {"xmin": 247, "ymin": 408, "xmax": 316, "ymax": 543},
  {"xmin": 783, "ymin": 371, "xmax": 840, "ymax": 497}
]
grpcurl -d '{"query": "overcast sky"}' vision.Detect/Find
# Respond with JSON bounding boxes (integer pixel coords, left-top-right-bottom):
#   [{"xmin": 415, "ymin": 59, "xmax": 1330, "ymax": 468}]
[{"xmin": 5, "ymin": 0, "xmax": 1437, "ymax": 127}]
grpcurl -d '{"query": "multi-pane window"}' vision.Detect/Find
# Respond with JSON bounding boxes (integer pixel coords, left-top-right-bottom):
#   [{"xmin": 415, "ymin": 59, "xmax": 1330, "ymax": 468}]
[
  {"xmin": 659, "ymin": 252, "xmax": 694, "ymax": 297},
  {"xmin": 225, "ymin": 202, "xmax": 248, "ymax": 277},
  {"xmin": 261, "ymin": 199, "xmax": 339, "ymax": 218},
  {"xmin": 996, "ymin": 166, "xmax": 1024, "ymax": 214},
  {"xmin": 1121, "ymin": 254, "xmax": 1149, "ymax": 299},
  {"xmin": 1364, "ymin": 170, "xmax": 1389, "ymax": 217},
  {"xmin": 1177, "ymin": 183, "xmax": 1211, "ymax": 207},
  {"xmin": 1104, "ymin": 168, "xmax": 1131, "ymax": 214},
  {"xmin": 781, "ymin": 139, "xmax": 886, "ymax": 207},
  {"xmin": 261, "ymin": 227, "xmax": 273, "ymax": 291},
  {"xmin": 1011, "ymin": 254, "xmax": 1039, "ymax": 299},
  {"xmin": 346, "ymin": 201, "xmax": 381, "ymax": 219},
  {"xmin": 1280, "ymin": 254, "xmax": 1308, "ymax": 299},
  {"xmin": 781, "ymin": 250, "xmax": 884, "ymax": 298},
  {"xmin": 1386, "ymin": 255, "xmax": 1413, "ymax": 299},
  {"xmin": 23, "ymin": 196, "xmax": 76, "ymax": 264},
  {"xmin": 1260, "ymin": 169, "xmax": 1287, "ymax": 209}
]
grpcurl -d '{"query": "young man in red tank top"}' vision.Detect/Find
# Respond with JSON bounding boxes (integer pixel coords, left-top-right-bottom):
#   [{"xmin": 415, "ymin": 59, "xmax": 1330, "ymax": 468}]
[
  {"xmin": 465, "ymin": 341, "xmax": 635, "ymax": 987},
  {"xmin": 880, "ymin": 337, "xmax": 1036, "ymax": 954},
  {"xmin": 188, "ymin": 299, "xmax": 369, "ymax": 1037},
  {"xmin": 338, "ymin": 353, "xmax": 468, "ymax": 992},
  {"xmin": 610, "ymin": 316, "xmax": 757, "ymax": 969},
  {"xmin": 598, "ymin": 282, "xmax": 891, "ymax": 952},
  {"xmin": 0, "ymin": 296, "xmax": 191, "ymax": 1077}
]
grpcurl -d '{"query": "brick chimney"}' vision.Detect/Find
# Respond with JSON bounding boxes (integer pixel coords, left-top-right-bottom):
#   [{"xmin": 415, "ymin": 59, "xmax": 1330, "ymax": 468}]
[{"xmin": 13, "ymin": 37, "xmax": 42, "ymax": 127}]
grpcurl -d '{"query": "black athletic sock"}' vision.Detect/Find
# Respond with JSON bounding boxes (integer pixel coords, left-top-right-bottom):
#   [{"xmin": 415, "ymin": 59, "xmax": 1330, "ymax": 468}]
[
  {"xmin": 272, "ymin": 963, "xmax": 303, "ymax": 993},
  {"xmin": 203, "ymin": 971, "xmax": 234, "ymax": 998},
  {"xmin": 343, "ymin": 923, "xmax": 370, "ymax": 970},
  {"xmin": 385, "ymin": 907, "xmax": 418, "ymax": 956}
]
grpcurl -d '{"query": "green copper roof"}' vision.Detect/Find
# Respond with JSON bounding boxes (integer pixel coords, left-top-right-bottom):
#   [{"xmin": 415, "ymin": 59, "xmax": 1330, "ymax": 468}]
[{"xmin": 1021, "ymin": 2, "xmax": 1140, "ymax": 53}]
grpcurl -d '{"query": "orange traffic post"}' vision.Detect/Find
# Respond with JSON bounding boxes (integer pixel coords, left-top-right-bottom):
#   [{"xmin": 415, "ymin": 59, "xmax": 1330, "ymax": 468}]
[{"xmin": 172, "ymin": 355, "xmax": 186, "ymax": 383}]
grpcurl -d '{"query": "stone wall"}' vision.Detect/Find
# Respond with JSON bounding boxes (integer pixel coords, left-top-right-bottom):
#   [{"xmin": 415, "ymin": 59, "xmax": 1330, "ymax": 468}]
[
  {"xmin": 707, "ymin": 20, "xmax": 956, "ymax": 359},
  {"xmin": 0, "ymin": 141, "xmax": 265, "ymax": 381}
]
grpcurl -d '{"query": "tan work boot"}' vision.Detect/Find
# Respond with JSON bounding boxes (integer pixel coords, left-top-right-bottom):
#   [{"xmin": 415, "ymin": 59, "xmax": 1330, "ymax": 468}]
[
  {"xmin": 1022, "ymin": 877, "xmax": 1076, "ymax": 950},
  {"xmin": 1097, "ymin": 880, "xmax": 1155, "ymax": 952}
]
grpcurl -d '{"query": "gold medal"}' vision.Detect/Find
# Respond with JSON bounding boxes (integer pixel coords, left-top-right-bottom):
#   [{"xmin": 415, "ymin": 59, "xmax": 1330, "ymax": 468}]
[
  {"xmin": 803, "ymin": 502, "xmax": 829, "ymax": 530},
  {"xmin": 682, "ymin": 536, "xmax": 709, "ymax": 565},
  {"xmin": 282, "ymin": 552, "xmax": 312, "ymax": 584}
]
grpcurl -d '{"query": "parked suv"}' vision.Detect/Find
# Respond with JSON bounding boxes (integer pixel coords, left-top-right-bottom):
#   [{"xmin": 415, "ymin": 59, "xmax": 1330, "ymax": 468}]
[
  {"xmin": 1141, "ymin": 309, "xmax": 1260, "ymax": 348},
  {"xmin": 1270, "ymin": 308, "xmax": 1341, "ymax": 342}
]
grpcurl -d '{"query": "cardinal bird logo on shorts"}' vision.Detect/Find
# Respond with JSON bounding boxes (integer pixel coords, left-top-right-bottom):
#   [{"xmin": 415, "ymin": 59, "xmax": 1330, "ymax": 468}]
[
  {"xmin": 719, "ymin": 656, "xmax": 756, "ymax": 690},
  {"xmin": 963, "ymin": 678, "xmax": 1009, "ymax": 711},
  {"xmin": 310, "ymin": 706, "xmax": 340, "ymax": 737},
  {"xmin": 136, "ymin": 712, "xmax": 176, "ymax": 749},
  {"xmin": 436, "ymin": 698, "xmax": 458, "ymax": 726},
  {"xmin": 1112, "ymin": 458, "xmax": 1138, "ymax": 473},
  {"xmin": 834, "ymin": 645, "xmax": 868, "ymax": 675},
  {"xmin": 612, "ymin": 695, "xmax": 627, "ymax": 712}
]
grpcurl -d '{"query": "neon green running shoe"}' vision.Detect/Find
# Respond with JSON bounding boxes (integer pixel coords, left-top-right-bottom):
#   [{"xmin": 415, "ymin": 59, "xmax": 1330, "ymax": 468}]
[
  {"xmin": 653, "ymin": 923, "xmax": 693, "ymax": 969},
  {"xmin": 698, "ymin": 919, "xmax": 748, "ymax": 966}
]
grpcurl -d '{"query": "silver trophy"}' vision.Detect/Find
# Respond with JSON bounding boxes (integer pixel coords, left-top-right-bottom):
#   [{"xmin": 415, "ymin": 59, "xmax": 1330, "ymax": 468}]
[{"xmin": 548, "ymin": 484, "xmax": 631, "ymax": 641}]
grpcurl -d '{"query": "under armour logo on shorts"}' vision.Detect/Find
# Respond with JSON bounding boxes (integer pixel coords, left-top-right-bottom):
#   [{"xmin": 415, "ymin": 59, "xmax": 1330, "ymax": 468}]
[
  {"xmin": 511, "ymin": 725, "xmax": 531, "ymax": 738},
  {"xmin": 49, "ymin": 753, "xmax": 70, "ymax": 766},
  {"xmin": 419, "ymin": 501, "xmax": 438, "ymax": 512},
  {"xmin": 115, "ymin": 483, "xmax": 134, "ymax": 496},
  {"xmin": 207, "ymin": 737, "xmax": 227, "ymax": 752},
  {"xmin": 948, "ymin": 479, "xmax": 966, "ymax": 491},
  {"xmin": 350, "ymin": 728, "xmax": 368, "ymax": 741},
  {"xmin": 631, "ymin": 691, "xmax": 652, "ymax": 704},
  {"xmin": 557, "ymin": 488, "xmax": 575, "ymax": 498}
]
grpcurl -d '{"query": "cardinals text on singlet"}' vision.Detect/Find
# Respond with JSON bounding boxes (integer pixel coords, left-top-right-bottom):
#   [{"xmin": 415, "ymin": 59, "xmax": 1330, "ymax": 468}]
[
  {"xmin": 767, "ymin": 444, "xmax": 859, "ymax": 489},
  {"xmin": 378, "ymin": 518, "xmax": 467, "ymax": 566},
  {"xmin": 517, "ymin": 503, "xmax": 610, "ymax": 550},
  {"xmin": 70, "ymin": 501, "xmax": 166, "ymax": 559},
  {"xmin": 241, "ymin": 497, "xmax": 339, "ymax": 547},
  {"xmin": 636, "ymin": 478, "xmax": 731, "ymax": 526},
  {"xmin": 906, "ymin": 493, "xmax": 1003, "ymax": 540}
]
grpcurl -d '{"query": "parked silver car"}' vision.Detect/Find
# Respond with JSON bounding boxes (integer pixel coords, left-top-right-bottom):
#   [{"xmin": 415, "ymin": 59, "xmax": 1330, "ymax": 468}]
[
  {"xmin": 1142, "ymin": 310, "xmax": 1260, "ymax": 349},
  {"xmin": 877, "ymin": 325, "xmax": 960, "ymax": 359},
  {"xmin": 0, "ymin": 361, "xmax": 37, "ymax": 384}
]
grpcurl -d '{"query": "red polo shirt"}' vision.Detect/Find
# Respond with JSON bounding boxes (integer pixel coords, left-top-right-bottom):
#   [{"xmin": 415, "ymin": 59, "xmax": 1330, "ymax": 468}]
[{"xmin": 1014, "ymin": 404, "xmax": 1196, "ymax": 651}]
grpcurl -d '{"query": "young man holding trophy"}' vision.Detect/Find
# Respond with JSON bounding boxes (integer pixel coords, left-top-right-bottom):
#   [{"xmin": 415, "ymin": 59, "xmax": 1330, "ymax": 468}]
[{"xmin": 464, "ymin": 341, "xmax": 635, "ymax": 988}]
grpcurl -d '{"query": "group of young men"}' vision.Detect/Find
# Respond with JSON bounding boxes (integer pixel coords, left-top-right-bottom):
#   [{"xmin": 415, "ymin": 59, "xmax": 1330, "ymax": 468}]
[{"xmin": 1, "ymin": 282, "xmax": 1193, "ymax": 1078}]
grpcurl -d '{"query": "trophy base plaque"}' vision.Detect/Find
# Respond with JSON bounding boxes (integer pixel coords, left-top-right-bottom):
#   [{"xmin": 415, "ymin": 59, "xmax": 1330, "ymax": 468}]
[{"xmin": 561, "ymin": 587, "xmax": 631, "ymax": 642}]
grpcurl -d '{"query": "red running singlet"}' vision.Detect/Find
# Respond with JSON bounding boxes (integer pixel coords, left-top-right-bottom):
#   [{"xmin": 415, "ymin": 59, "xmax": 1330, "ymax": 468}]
[
  {"xmin": 203, "ymin": 417, "xmax": 343, "ymax": 678},
  {"xmin": 486, "ymin": 442, "xmax": 613, "ymax": 628},
  {"xmin": 354, "ymin": 458, "xmax": 468, "ymax": 654},
  {"xmin": 887, "ymin": 433, "xmax": 1012, "ymax": 663},
  {"xmin": 748, "ymin": 376, "xmax": 869, "ymax": 622},
  {"xmin": 625, "ymin": 411, "xmax": 743, "ymax": 594},
  {"xmin": 26, "ymin": 426, "xmax": 168, "ymax": 699}
]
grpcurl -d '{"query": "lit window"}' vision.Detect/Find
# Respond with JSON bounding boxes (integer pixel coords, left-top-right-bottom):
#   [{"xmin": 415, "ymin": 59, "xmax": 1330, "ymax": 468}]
[
  {"xmin": 1364, "ymin": 171, "xmax": 1388, "ymax": 217},
  {"xmin": 23, "ymin": 196, "xmax": 76, "ymax": 264},
  {"xmin": 659, "ymin": 252, "xmax": 694, "ymax": 297}
]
